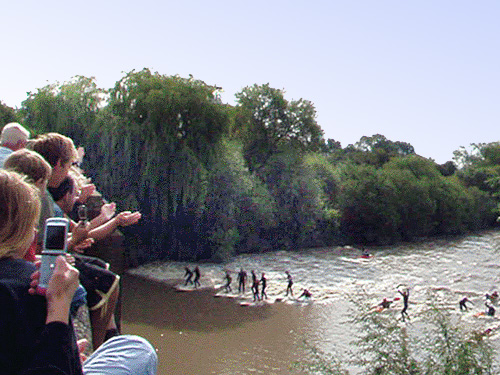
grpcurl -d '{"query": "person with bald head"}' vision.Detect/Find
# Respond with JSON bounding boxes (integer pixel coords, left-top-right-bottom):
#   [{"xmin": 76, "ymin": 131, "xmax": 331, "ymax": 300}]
[{"xmin": 0, "ymin": 122, "xmax": 31, "ymax": 167}]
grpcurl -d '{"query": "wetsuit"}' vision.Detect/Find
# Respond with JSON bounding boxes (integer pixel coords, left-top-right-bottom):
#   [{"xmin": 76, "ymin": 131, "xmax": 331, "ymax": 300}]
[
  {"xmin": 399, "ymin": 289, "xmax": 409, "ymax": 321},
  {"xmin": 260, "ymin": 274, "xmax": 267, "ymax": 299},
  {"xmin": 380, "ymin": 299, "xmax": 392, "ymax": 309},
  {"xmin": 224, "ymin": 272, "xmax": 232, "ymax": 292},
  {"xmin": 459, "ymin": 297, "xmax": 471, "ymax": 311},
  {"xmin": 193, "ymin": 267, "xmax": 201, "ymax": 288},
  {"xmin": 184, "ymin": 267, "xmax": 193, "ymax": 285},
  {"xmin": 237, "ymin": 269, "xmax": 247, "ymax": 293},
  {"xmin": 251, "ymin": 271, "xmax": 259, "ymax": 301},
  {"xmin": 286, "ymin": 272, "xmax": 293, "ymax": 297},
  {"xmin": 487, "ymin": 304, "xmax": 496, "ymax": 317},
  {"xmin": 299, "ymin": 289, "xmax": 312, "ymax": 299}
]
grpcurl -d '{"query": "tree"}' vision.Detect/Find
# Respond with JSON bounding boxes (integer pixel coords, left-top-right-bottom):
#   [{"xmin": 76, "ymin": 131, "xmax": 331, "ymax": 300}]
[
  {"xmin": 21, "ymin": 76, "xmax": 103, "ymax": 143},
  {"xmin": 337, "ymin": 164, "xmax": 401, "ymax": 244},
  {"xmin": 235, "ymin": 83, "xmax": 324, "ymax": 171},
  {"xmin": 0, "ymin": 101, "xmax": 18, "ymax": 126},
  {"xmin": 109, "ymin": 69, "xmax": 228, "ymax": 163}
]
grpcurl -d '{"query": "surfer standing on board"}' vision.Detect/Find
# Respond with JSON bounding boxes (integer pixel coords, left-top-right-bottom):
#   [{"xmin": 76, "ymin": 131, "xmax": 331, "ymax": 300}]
[
  {"xmin": 184, "ymin": 266, "xmax": 193, "ymax": 286},
  {"xmin": 285, "ymin": 271, "xmax": 294, "ymax": 297},
  {"xmin": 223, "ymin": 271, "xmax": 232, "ymax": 293},
  {"xmin": 251, "ymin": 270, "xmax": 260, "ymax": 301},
  {"xmin": 193, "ymin": 266, "xmax": 201, "ymax": 288},
  {"xmin": 260, "ymin": 273, "xmax": 267, "ymax": 300},
  {"xmin": 237, "ymin": 268, "xmax": 247, "ymax": 293},
  {"xmin": 398, "ymin": 286, "xmax": 410, "ymax": 321}
]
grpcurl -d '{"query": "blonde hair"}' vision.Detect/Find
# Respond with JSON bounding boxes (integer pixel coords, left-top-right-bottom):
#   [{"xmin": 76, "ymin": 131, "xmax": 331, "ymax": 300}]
[
  {"xmin": 27, "ymin": 132, "xmax": 77, "ymax": 167},
  {"xmin": 4, "ymin": 149, "xmax": 52, "ymax": 184},
  {"xmin": 0, "ymin": 170, "xmax": 41, "ymax": 258}
]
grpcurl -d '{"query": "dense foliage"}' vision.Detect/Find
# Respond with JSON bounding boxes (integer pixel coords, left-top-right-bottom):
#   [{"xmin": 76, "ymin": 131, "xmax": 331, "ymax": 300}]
[{"xmin": 5, "ymin": 70, "xmax": 499, "ymax": 263}]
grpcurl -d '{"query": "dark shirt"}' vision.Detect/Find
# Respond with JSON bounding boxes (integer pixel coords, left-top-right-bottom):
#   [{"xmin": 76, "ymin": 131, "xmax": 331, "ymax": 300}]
[{"xmin": 0, "ymin": 258, "xmax": 82, "ymax": 375}]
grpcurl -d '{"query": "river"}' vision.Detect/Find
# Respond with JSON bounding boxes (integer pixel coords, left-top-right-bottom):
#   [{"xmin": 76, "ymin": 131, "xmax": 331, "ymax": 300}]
[{"xmin": 121, "ymin": 229, "xmax": 500, "ymax": 374}]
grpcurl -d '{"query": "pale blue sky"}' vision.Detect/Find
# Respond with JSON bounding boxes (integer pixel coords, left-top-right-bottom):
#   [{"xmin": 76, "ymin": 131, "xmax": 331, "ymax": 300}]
[{"xmin": 2, "ymin": 1, "xmax": 499, "ymax": 163}]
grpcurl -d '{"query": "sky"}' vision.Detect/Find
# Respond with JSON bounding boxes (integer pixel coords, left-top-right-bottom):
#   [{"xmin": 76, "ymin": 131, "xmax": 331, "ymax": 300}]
[{"xmin": 2, "ymin": 0, "xmax": 499, "ymax": 164}]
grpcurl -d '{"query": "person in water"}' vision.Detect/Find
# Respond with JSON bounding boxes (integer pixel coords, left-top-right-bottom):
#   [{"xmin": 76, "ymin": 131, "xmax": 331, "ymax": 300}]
[
  {"xmin": 361, "ymin": 246, "xmax": 371, "ymax": 257},
  {"xmin": 459, "ymin": 297, "xmax": 473, "ymax": 311},
  {"xmin": 299, "ymin": 289, "xmax": 312, "ymax": 299},
  {"xmin": 223, "ymin": 271, "xmax": 232, "ymax": 293},
  {"xmin": 285, "ymin": 271, "xmax": 294, "ymax": 297},
  {"xmin": 398, "ymin": 287, "xmax": 410, "ymax": 321},
  {"xmin": 379, "ymin": 298, "xmax": 393, "ymax": 309},
  {"xmin": 260, "ymin": 273, "xmax": 267, "ymax": 300},
  {"xmin": 486, "ymin": 291, "xmax": 499, "ymax": 303},
  {"xmin": 251, "ymin": 270, "xmax": 260, "ymax": 301},
  {"xmin": 193, "ymin": 266, "xmax": 201, "ymax": 288},
  {"xmin": 184, "ymin": 266, "xmax": 193, "ymax": 286},
  {"xmin": 237, "ymin": 268, "xmax": 247, "ymax": 293},
  {"xmin": 486, "ymin": 301, "xmax": 496, "ymax": 317}
]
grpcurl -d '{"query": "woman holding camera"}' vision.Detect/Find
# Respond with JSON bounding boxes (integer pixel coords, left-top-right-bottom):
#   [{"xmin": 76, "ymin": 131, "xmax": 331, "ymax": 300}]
[{"xmin": 0, "ymin": 169, "xmax": 157, "ymax": 375}]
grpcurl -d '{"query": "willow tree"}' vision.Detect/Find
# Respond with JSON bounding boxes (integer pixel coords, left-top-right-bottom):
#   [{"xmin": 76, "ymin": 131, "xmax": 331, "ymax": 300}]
[
  {"xmin": 84, "ymin": 69, "xmax": 231, "ymax": 262},
  {"xmin": 20, "ymin": 76, "xmax": 103, "ymax": 143}
]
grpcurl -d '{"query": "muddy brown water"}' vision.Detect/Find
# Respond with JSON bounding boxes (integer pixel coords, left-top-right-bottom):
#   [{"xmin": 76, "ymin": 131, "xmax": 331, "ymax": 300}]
[{"xmin": 121, "ymin": 274, "xmax": 310, "ymax": 374}]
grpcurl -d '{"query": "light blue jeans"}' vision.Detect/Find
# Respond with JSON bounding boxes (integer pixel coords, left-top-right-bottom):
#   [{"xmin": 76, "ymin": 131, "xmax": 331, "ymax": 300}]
[{"xmin": 83, "ymin": 335, "xmax": 157, "ymax": 375}]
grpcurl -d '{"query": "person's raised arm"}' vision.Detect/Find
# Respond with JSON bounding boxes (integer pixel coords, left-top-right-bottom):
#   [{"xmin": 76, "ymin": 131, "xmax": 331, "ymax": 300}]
[
  {"xmin": 87, "ymin": 202, "xmax": 116, "ymax": 230},
  {"xmin": 88, "ymin": 211, "xmax": 141, "ymax": 242}
]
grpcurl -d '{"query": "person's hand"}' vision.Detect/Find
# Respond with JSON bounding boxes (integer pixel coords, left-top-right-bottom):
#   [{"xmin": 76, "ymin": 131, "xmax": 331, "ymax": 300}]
[
  {"xmin": 77, "ymin": 339, "xmax": 90, "ymax": 363},
  {"xmin": 72, "ymin": 237, "xmax": 94, "ymax": 254},
  {"xmin": 45, "ymin": 256, "xmax": 79, "ymax": 303},
  {"xmin": 65, "ymin": 253, "xmax": 76, "ymax": 266},
  {"xmin": 77, "ymin": 183, "xmax": 96, "ymax": 204},
  {"xmin": 76, "ymin": 147, "xmax": 85, "ymax": 165},
  {"xmin": 28, "ymin": 260, "xmax": 42, "ymax": 296},
  {"xmin": 116, "ymin": 211, "xmax": 142, "ymax": 227},
  {"xmin": 71, "ymin": 220, "xmax": 89, "ymax": 245},
  {"xmin": 30, "ymin": 256, "xmax": 79, "ymax": 324},
  {"xmin": 100, "ymin": 202, "xmax": 116, "ymax": 221}
]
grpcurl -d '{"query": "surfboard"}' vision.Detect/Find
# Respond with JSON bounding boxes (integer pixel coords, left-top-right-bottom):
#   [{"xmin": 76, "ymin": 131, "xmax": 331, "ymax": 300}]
[
  {"xmin": 214, "ymin": 292, "xmax": 240, "ymax": 298},
  {"xmin": 175, "ymin": 285, "xmax": 197, "ymax": 292},
  {"xmin": 239, "ymin": 300, "xmax": 265, "ymax": 307}
]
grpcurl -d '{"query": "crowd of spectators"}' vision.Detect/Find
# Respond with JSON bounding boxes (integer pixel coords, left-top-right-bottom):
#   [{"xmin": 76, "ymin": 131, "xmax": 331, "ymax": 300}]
[{"xmin": 0, "ymin": 122, "xmax": 157, "ymax": 374}]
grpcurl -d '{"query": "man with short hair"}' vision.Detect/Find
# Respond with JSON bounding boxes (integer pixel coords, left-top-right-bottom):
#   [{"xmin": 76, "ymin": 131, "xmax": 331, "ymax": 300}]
[
  {"xmin": 27, "ymin": 132, "xmax": 78, "ymax": 189},
  {"xmin": 0, "ymin": 122, "xmax": 30, "ymax": 167},
  {"xmin": 27, "ymin": 133, "xmax": 87, "ymax": 250}
]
